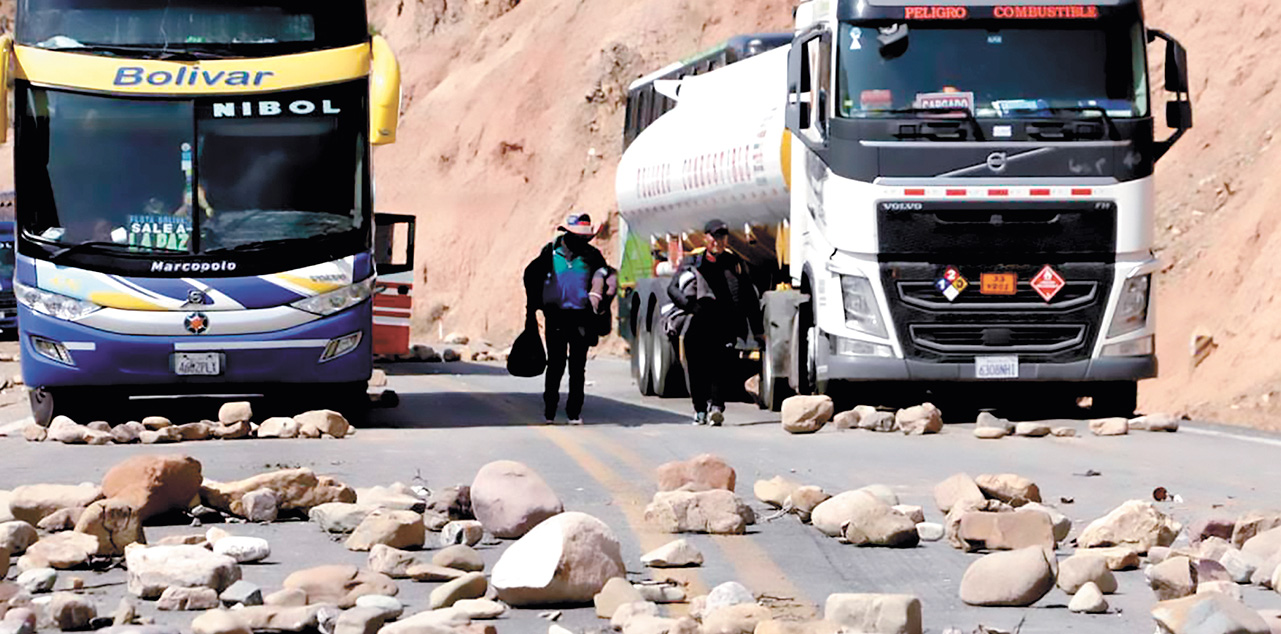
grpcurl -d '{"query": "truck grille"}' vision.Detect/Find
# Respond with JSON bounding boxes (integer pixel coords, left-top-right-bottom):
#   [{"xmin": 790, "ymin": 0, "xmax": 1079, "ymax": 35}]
[
  {"xmin": 0, "ymin": 292, "xmax": 16, "ymax": 312},
  {"xmin": 881, "ymin": 262, "xmax": 1112, "ymax": 364},
  {"xmin": 909, "ymin": 324, "xmax": 1086, "ymax": 353}
]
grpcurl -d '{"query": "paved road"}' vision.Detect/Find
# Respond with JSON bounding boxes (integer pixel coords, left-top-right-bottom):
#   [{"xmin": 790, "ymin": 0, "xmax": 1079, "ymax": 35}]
[{"xmin": 3, "ymin": 357, "xmax": 1281, "ymax": 633}]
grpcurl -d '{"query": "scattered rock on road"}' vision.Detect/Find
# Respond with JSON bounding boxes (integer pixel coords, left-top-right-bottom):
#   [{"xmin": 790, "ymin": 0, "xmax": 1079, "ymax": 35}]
[
  {"xmin": 281, "ymin": 565, "xmax": 397, "ymax": 608},
  {"xmin": 1089, "ymin": 418, "xmax": 1128, "ymax": 436},
  {"xmin": 1148, "ymin": 556, "xmax": 1196, "ymax": 601},
  {"xmin": 975, "ymin": 474, "xmax": 1041, "ymax": 507},
  {"xmin": 644, "ymin": 490, "xmax": 754, "ymax": 535},
  {"xmin": 491, "ymin": 511, "xmax": 625, "ymax": 606},
  {"xmin": 1057, "ymin": 554, "xmax": 1117, "ymax": 594},
  {"xmin": 754, "ymin": 476, "xmax": 801, "ymax": 509},
  {"xmin": 73, "ymin": 498, "xmax": 143, "ymax": 556},
  {"xmin": 934, "ymin": 473, "xmax": 986, "ymax": 514},
  {"xmin": 784, "ymin": 486, "xmax": 830, "ymax": 523},
  {"xmin": 470, "ymin": 460, "xmax": 564, "ymax": 539},
  {"xmin": 212, "ymin": 536, "xmax": 270, "ymax": 564},
  {"xmin": 440, "ymin": 520, "xmax": 484, "ymax": 547},
  {"xmin": 433, "ymin": 545, "xmax": 484, "ymax": 572},
  {"xmin": 20, "ymin": 531, "xmax": 99, "ymax": 570},
  {"xmin": 781, "ymin": 396, "xmax": 834, "ymax": 434},
  {"xmin": 201, "ymin": 469, "xmax": 355, "ymax": 518},
  {"xmin": 1068, "ymin": 582, "xmax": 1108, "ymax": 614},
  {"xmin": 309, "ymin": 504, "xmax": 378, "ymax": 534},
  {"xmin": 9, "ymin": 484, "xmax": 103, "ymax": 526},
  {"xmin": 48, "ymin": 592, "xmax": 96, "ymax": 630},
  {"xmin": 959, "ymin": 546, "xmax": 1056, "ymax": 607},
  {"xmin": 594, "ymin": 578, "xmax": 644, "ymax": 619},
  {"xmin": 641, "ymin": 539, "xmax": 703, "ymax": 568},
  {"xmin": 1078, "ymin": 500, "xmax": 1181, "ymax": 553},
  {"xmin": 344, "ymin": 510, "xmax": 425, "ymax": 552},
  {"xmin": 125, "ymin": 545, "xmax": 241, "ymax": 599},
  {"xmin": 896, "ymin": 403, "xmax": 943, "ymax": 435},
  {"xmin": 657, "ymin": 454, "xmax": 736, "ymax": 493},
  {"xmin": 1151, "ymin": 592, "xmax": 1270, "ymax": 634},
  {"xmin": 957, "ymin": 510, "xmax": 1056, "ymax": 551},
  {"xmin": 824, "ymin": 593, "xmax": 922, "ymax": 634},
  {"xmin": 101, "ymin": 455, "xmax": 203, "ymax": 521},
  {"xmin": 157, "ymin": 586, "xmax": 221, "ymax": 611},
  {"xmin": 1129, "ymin": 413, "xmax": 1180, "ymax": 432}
]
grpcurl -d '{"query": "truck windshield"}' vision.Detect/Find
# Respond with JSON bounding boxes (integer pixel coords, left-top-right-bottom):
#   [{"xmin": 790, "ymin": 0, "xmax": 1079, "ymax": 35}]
[
  {"xmin": 15, "ymin": 83, "xmax": 367, "ymax": 255},
  {"xmin": 16, "ymin": 0, "xmax": 366, "ymax": 53},
  {"xmin": 836, "ymin": 20, "xmax": 1148, "ymax": 119}
]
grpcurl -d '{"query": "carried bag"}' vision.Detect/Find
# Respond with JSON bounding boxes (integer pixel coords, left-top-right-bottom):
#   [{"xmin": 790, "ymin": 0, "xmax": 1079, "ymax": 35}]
[{"xmin": 506, "ymin": 315, "xmax": 547, "ymax": 377}]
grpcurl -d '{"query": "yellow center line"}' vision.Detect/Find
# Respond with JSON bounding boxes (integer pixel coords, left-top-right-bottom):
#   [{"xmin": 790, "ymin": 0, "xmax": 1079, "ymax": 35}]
[
  {"xmin": 577, "ymin": 427, "xmax": 817, "ymax": 620},
  {"xmin": 417, "ymin": 374, "xmax": 706, "ymax": 613}
]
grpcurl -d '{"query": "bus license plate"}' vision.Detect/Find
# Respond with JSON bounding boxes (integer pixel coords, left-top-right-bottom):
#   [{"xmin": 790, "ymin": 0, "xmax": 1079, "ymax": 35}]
[
  {"xmin": 975, "ymin": 356, "xmax": 1019, "ymax": 379},
  {"xmin": 174, "ymin": 352, "xmax": 222, "ymax": 376}
]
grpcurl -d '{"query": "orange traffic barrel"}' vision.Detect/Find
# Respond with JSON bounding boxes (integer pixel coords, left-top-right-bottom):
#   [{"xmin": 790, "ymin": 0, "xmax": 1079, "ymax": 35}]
[{"xmin": 373, "ymin": 281, "xmax": 412, "ymax": 356}]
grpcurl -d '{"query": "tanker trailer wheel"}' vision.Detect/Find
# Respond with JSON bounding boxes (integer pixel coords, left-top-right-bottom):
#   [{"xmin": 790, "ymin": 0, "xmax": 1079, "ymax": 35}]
[
  {"xmin": 650, "ymin": 308, "xmax": 688, "ymax": 398},
  {"xmin": 757, "ymin": 334, "xmax": 793, "ymax": 411},
  {"xmin": 635, "ymin": 303, "xmax": 656, "ymax": 396}
]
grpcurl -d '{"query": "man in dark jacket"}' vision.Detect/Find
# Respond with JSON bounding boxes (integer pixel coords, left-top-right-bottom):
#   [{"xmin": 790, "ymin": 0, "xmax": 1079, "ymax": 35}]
[
  {"xmin": 667, "ymin": 219, "xmax": 763, "ymax": 426},
  {"xmin": 523, "ymin": 213, "xmax": 608, "ymax": 425}
]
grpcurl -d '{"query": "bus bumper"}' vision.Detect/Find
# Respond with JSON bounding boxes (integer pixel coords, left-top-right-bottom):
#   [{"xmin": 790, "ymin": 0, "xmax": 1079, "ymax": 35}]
[{"xmin": 19, "ymin": 302, "xmax": 373, "ymax": 392}]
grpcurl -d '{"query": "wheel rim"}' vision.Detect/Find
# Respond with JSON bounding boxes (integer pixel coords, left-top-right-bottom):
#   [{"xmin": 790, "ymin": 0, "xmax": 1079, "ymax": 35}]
[
  {"xmin": 652, "ymin": 328, "xmax": 664, "ymax": 385},
  {"xmin": 760, "ymin": 340, "xmax": 774, "ymax": 404},
  {"xmin": 637, "ymin": 327, "xmax": 649, "ymax": 386}
]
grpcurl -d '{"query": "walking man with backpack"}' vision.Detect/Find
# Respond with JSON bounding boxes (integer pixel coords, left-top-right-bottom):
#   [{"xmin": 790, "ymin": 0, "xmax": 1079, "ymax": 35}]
[
  {"xmin": 667, "ymin": 219, "xmax": 763, "ymax": 426},
  {"xmin": 523, "ymin": 213, "xmax": 611, "ymax": 425}
]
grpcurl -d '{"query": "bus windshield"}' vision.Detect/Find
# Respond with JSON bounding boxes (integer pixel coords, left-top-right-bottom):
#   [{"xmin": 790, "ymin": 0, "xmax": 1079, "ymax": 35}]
[
  {"xmin": 836, "ymin": 19, "xmax": 1149, "ymax": 119},
  {"xmin": 16, "ymin": 0, "xmax": 367, "ymax": 52},
  {"xmin": 15, "ymin": 83, "xmax": 368, "ymax": 255}
]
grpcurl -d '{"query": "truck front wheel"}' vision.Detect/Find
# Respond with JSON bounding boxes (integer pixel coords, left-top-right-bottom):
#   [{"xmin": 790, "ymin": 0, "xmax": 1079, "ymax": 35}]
[{"xmin": 758, "ymin": 334, "xmax": 793, "ymax": 411}]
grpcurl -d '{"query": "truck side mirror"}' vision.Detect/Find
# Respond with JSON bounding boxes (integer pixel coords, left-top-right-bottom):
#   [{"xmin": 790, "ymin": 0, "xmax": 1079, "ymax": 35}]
[
  {"xmin": 1163, "ymin": 37, "xmax": 1189, "ymax": 93},
  {"xmin": 786, "ymin": 37, "xmax": 812, "ymax": 133},
  {"xmin": 369, "ymin": 35, "xmax": 400, "ymax": 146},
  {"xmin": 1166, "ymin": 100, "xmax": 1192, "ymax": 130},
  {"xmin": 1147, "ymin": 28, "xmax": 1192, "ymax": 161}
]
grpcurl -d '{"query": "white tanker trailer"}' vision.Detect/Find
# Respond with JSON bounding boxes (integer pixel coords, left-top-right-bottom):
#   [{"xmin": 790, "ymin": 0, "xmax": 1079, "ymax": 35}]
[{"xmin": 616, "ymin": 0, "xmax": 1193, "ymax": 415}]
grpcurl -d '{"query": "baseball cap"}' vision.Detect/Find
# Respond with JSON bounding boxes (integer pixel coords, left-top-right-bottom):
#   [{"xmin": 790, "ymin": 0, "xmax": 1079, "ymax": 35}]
[
  {"xmin": 704, "ymin": 219, "xmax": 729, "ymax": 235},
  {"xmin": 560, "ymin": 213, "xmax": 596, "ymax": 236}
]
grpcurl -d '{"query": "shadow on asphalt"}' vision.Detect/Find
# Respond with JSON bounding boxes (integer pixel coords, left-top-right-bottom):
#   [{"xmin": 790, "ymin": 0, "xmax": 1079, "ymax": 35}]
[
  {"xmin": 366, "ymin": 391, "xmax": 692, "ymax": 429},
  {"xmin": 377, "ymin": 361, "xmax": 509, "ymax": 376}
]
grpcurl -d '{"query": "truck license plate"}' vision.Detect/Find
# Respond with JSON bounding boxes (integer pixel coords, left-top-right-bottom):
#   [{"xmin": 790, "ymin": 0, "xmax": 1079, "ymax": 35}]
[
  {"xmin": 975, "ymin": 356, "xmax": 1019, "ymax": 379},
  {"xmin": 173, "ymin": 352, "xmax": 222, "ymax": 376},
  {"xmin": 980, "ymin": 273, "xmax": 1017, "ymax": 295}
]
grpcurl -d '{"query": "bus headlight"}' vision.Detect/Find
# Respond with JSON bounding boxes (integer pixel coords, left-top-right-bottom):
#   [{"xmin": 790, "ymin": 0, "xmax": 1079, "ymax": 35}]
[
  {"xmin": 1107, "ymin": 274, "xmax": 1151, "ymax": 337},
  {"xmin": 291, "ymin": 278, "xmax": 375, "ymax": 316},
  {"xmin": 840, "ymin": 275, "xmax": 887, "ymax": 338},
  {"xmin": 15, "ymin": 282, "xmax": 102, "ymax": 321}
]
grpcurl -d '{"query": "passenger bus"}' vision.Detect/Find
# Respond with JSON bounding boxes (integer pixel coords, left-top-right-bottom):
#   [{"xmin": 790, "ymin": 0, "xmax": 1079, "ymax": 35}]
[{"xmin": 2, "ymin": 0, "xmax": 410, "ymax": 423}]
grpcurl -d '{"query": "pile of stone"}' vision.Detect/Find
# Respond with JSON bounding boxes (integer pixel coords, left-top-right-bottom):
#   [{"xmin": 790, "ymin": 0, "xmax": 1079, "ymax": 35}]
[
  {"xmin": 1088, "ymin": 412, "xmax": 1182, "ymax": 437},
  {"xmin": 781, "ymin": 396, "xmax": 944, "ymax": 436},
  {"xmin": 22, "ymin": 403, "xmax": 355, "ymax": 446},
  {"xmin": 377, "ymin": 337, "xmax": 503, "ymax": 364},
  {"xmin": 756, "ymin": 473, "xmax": 933, "ymax": 548},
  {"xmin": 643, "ymin": 454, "xmax": 756, "ymax": 535}
]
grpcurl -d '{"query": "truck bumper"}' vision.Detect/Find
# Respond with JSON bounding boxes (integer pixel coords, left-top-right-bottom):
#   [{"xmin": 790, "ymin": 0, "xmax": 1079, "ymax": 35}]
[
  {"xmin": 820, "ymin": 353, "xmax": 1156, "ymax": 382},
  {"xmin": 19, "ymin": 302, "xmax": 373, "ymax": 392}
]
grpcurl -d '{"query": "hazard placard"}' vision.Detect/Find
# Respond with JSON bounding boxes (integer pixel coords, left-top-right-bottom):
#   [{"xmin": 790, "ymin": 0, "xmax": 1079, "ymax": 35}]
[{"xmin": 1031, "ymin": 265, "xmax": 1065, "ymax": 302}]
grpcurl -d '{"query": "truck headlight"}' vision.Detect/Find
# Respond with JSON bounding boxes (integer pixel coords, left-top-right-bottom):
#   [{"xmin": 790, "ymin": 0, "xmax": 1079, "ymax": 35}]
[
  {"xmin": 1107, "ymin": 274, "xmax": 1150, "ymax": 337},
  {"xmin": 15, "ymin": 281, "xmax": 102, "ymax": 321},
  {"xmin": 840, "ymin": 275, "xmax": 887, "ymax": 338},
  {"xmin": 291, "ymin": 278, "xmax": 375, "ymax": 316}
]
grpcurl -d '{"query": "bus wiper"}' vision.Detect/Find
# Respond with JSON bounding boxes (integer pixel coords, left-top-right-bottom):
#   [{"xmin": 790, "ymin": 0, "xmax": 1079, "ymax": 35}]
[
  {"xmin": 203, "ymin": 236, "xmax": 325, "ymax": 254},
  {"xmin": 49, "ymin": 44, "xmax": 224, "ymax": 60},
  {"xmin": 884, "ymin": 107, "xmax": 986, "ymax": 142},
  {"xmin": 41, "ymin": 240, "xmax": 171, "ymax": 263}
]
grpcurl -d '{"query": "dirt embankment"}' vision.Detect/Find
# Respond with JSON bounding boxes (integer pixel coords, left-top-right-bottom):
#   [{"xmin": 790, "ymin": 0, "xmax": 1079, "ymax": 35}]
[{"xmin": 0, "ymin": 0, "xmax": 1274, "ymax": 427}]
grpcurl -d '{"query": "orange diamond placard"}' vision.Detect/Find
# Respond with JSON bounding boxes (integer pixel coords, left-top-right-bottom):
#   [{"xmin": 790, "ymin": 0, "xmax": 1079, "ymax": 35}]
[{"xmin": 1031, "ymin": 265, "xmax": 1065, "ymax": 302}]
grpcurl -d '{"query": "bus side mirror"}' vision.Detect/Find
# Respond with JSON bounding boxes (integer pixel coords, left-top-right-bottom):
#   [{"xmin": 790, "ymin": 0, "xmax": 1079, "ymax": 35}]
[
  {"xmin": 369, "ymin": 35, "xmax": 400, "ymax": 146},
  {"xmin": 0, "ymin": 35, "xmax": 11, "ymax": 145},
  {"xmin": 373, "ymin": 212, "xmax": 416, "ymax": 276}
]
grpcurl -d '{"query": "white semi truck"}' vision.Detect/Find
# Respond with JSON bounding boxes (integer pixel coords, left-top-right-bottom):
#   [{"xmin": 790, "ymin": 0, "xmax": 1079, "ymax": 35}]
[{"xmin": 615, "ymin": 0, "xmax": 1192, "ymax": 414}]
